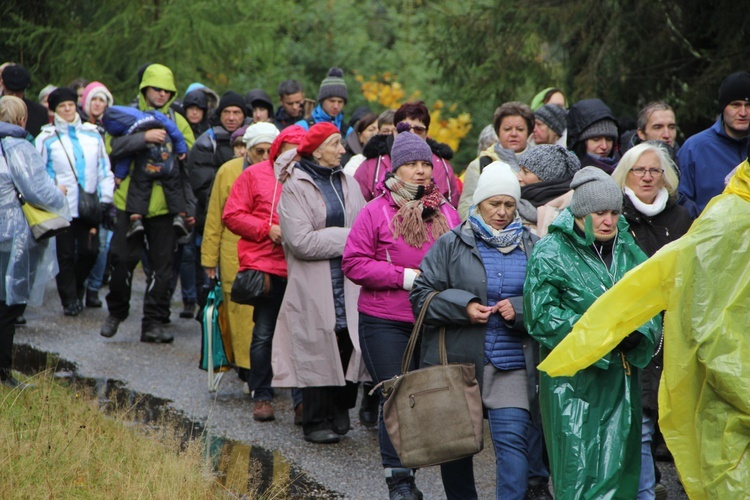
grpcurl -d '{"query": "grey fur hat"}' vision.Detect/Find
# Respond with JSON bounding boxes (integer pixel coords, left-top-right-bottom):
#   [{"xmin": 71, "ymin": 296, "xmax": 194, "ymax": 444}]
[
  {"xmin": 569, "ymin": 166, "xmax": 622, "ymax": 217},
  {"xmin": 535, "ymin": 104, "xmax": 567, "ymax": 137},
  {"xmin": 519, "ymin": 145, "xmax": 581, "ymax": 182},
  {"xmin": 578, "ymin": 118, "xmax": 618, "ymax": 142}
]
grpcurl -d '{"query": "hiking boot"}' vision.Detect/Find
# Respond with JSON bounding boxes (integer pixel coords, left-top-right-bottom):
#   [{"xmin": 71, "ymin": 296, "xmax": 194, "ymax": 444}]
[
  {"xmin": 173, "ymin": 215, "xmax": 189, "ymax": 238},
  {"xmin": 525, "ymin": 479, "xmax": 553, "ymax": 499},
  {"xmin": 386, "ymin": 469, "xmax": 423, "ymax": 500},
  {"xmin": 86, "ymin": 288, "xmax": 102, "ymax": 308},
  {"xmin": 100, "ymin": 315, "xmax": 122, "ymax": 338},
  {"xmin": 140, "ymin": 325, "xmax": 174, "ymax": 344},
  {"xmin": 253, "ymin": 400, "xmax": 275, "ymax": 421},
  {"xmin": 359, "ymin": 384, "xmax": 379, "ymax": 428},
  {"xmin": 14, "ymin": 315, "xmax": 26, "ymax": 326},
  {"xmin": 126, "ymin": 218, "xmax": 144, "ymax": 239},
  {"xmin": 304, "ymin": 429, "xmax": 340, "ymax": 444},
  {"xmin": 179, "ymin": 302, "xmax": 195, "ymax": 319},
  {"xmin": 63, "ymin": 300, "xmax": 83, "ymax": 317}
]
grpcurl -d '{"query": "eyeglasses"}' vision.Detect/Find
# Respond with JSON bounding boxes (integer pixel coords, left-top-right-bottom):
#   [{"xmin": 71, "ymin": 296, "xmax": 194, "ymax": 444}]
[
  {"xmin": 150, "ymin": 87, "xmax": 171, "ymax": 94},
  {"xmin": 253, "ymin": 147, "xmax": 271, "ymax": 156},
  {"xmin": 404, "ymin": 124, "xmax": 427, "ymax": 134},
  {"xmin": 629, "ymin": 167, "xmax": 664, "ymax": 178}
]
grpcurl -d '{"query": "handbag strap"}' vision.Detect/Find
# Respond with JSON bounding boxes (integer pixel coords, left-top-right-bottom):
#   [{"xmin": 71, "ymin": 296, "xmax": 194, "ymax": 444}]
[
  {"xmin": 400, "ymin": 290, "xmax": 448, "ymax": 374},
  {"xmin": 54, "ymin": 130, "xmax": 82, "ymax": 187}
]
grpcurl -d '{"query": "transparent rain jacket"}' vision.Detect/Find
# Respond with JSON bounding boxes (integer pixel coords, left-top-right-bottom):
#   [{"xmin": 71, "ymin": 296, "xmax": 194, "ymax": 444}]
[
  {"xmin": 539, "ymin": 160, "xmax": 750, "ymax": 499},
  {"xmin": 0, "ymin": 124, "xmax": 69, "ymax": 305},
  {"xmin": 524, "ymin": 209, "xmax": 660, "ymax": 499}
]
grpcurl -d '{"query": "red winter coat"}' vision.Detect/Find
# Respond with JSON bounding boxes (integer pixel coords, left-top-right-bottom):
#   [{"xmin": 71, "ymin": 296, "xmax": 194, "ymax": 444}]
[{"xmin": 222, "ymin": 160, "xmax": 287, "ymax": 278}]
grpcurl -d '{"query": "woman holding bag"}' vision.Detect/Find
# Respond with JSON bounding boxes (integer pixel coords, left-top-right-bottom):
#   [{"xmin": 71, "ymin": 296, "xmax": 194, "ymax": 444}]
[
  {"xmin": 410, "ymin": 162, "xmax": 550, "ymax": 499},
  {"xmin": 0, "ymin": 96, "xmax": 69, "ymax": 387},
  {"xmin": 342, "ymin": 126, "xmax": 460, "ymax": 499},
  {"xmin": 36, "ymin": 87, "xmax": 114, "ymax": 316}
]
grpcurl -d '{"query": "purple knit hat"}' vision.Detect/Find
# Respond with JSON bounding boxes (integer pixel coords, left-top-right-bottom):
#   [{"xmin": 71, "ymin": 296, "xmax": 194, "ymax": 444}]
[{"xmin": 391, "ymin": 128, "xmax": 432, "ymax": 171}]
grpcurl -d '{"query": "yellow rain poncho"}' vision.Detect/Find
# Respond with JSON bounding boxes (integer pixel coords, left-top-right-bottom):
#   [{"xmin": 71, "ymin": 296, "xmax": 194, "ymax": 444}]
[{"xmin": 539, "ymin": 160, "xmax": 750, "ymax": 499}]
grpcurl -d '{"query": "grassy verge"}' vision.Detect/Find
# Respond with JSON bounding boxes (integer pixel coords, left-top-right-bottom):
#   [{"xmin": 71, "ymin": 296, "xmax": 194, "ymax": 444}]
[{"xmin": 0, "ymin": 371, "xmax": 223, "ymax": 498}]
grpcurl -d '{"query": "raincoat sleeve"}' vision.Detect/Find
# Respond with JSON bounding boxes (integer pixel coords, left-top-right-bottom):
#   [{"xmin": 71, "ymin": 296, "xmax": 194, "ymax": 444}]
[
  {"xmin": 410, "ymin": 234, "xmax": 479, "ymax": 326},
  {"xmin": 222, "ymin": 170, "xmax": 271, "ymax": 243},
  {"xmin": 278, "ymin": 181, "xmax": 349, "ymax": 261},
  {"xmin": 341, "ymin": 204, "xmax": 407, "ymax": 290},
  {"xmin": 96, "ymin": 135, "xmax": 114, "ymax": 204},
  {"xmin": 538, "ymin": 248, "xmax": 672, "ymax": 377},
  {"xmin": 201, "ymin": 166, "xmax": 226, "ymax": 269},
  {"xmin": 9, "ymin": 139, "xmax": 69, "ymax": 217}
]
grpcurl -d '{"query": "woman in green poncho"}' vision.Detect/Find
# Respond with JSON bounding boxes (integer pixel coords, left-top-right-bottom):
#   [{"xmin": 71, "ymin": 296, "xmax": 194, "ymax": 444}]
[{"xmin": 523, "ymin": 167, "xmax": 660, "ymax": 499}]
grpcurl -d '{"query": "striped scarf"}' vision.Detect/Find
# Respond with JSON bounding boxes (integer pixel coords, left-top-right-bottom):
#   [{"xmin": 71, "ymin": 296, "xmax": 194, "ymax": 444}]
[
  {"xmin": 468, "ymin": 206, "xmax": 524, "ymax": 253},
  {"xmin": 385, "ymin": 174, "xmax": 450, "ymax": 248}
]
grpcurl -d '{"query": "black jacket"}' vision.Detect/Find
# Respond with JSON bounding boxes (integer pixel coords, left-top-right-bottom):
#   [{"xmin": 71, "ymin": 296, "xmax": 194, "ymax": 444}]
[
  {"xmin": 188, "ymin": 125, "xmax": 235, "ymax": 233},
  {"xmin": 24, "ymin": 97, "xmax": 49, "ymax": 138}
]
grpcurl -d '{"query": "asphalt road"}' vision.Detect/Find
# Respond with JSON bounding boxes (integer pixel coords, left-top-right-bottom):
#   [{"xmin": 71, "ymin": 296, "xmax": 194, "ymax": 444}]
[{"xmin": 14, "ymin": 269, "xmax": 687, "ymax": 499}]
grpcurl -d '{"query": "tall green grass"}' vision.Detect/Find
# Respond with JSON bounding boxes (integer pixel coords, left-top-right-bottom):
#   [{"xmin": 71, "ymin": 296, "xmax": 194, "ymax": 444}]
[{"xmin": 0, "ymin": 371, "xmax": 224, "ymax": 498}]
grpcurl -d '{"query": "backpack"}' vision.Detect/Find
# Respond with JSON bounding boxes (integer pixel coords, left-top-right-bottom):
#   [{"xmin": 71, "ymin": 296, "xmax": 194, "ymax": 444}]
[{"xmin": 137, "ymin": 135, "xmax": 175, "ymax": 179}]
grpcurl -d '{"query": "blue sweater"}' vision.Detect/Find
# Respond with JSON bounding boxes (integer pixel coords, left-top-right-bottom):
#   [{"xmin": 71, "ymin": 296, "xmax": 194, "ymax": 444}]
[
  {"xmin": 677, "ymin": 118, "xmax": 748, "ymax": 212},
  {"xmin": 477, "ymin": 240, "xmax": 527, "ymax": 370}
]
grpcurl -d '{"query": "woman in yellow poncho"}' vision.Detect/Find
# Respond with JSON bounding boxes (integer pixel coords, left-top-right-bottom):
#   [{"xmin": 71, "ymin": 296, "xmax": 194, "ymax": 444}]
[{"xmin": 539, "ymin": 159, "xmax": 750, "ymax": 499}]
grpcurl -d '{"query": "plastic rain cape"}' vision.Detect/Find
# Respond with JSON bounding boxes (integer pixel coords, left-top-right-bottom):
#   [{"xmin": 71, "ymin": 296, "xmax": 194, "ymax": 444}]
[{"xmin": 538, "ymin": 160, "xmax": 750, "ymax": 499}]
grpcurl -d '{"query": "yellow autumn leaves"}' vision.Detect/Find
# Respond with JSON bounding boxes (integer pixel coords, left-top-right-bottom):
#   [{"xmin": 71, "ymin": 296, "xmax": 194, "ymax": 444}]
[{"xmin": 355, "ymin": 72, "xmax": 472, "ymax": 153}]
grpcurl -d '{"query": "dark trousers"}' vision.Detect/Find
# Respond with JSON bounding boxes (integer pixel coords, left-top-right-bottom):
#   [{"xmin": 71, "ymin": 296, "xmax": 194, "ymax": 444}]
[
  {"xmin": 359, "ymin": 313, "xmax": 419, "ymax": 468},
  {"xmin": 302, "ymin": 328, "xmax": 358, "ymax": 435},
  {"xmin": 0, "ymin": 302, "xmax": 26, "ymax": 370},
  {"xmin": 55, "ymin": 218, "xmax": 99, "ymax": 306},
  {"xmin": 106, "ymin": 210, "xmax": 175, "ymax": 330},
  {"xmin": 249, "ymin": 275, "xmax": 287, "ymax": 401}
]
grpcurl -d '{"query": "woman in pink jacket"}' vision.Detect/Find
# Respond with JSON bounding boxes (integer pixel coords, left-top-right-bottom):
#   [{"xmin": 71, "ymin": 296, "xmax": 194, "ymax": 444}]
[{"xmin": 342, "ymin": 128, "xmax": 461, "ymax": 499}]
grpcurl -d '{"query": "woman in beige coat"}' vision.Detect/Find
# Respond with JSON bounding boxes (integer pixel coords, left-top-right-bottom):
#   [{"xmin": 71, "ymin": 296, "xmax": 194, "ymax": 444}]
[{"xmin": 272, "ymin": 122, "xmax": 368, "ymax": 444}]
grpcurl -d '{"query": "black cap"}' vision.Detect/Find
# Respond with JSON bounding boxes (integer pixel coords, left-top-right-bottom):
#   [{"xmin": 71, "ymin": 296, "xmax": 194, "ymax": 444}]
[
  {"xmin": 48, "ymin": 87, "xmax": 78, "ymax": 112},
  {"xmin": 1, "ymin": 65, "xmax": 31, "ymax": 91},
  {"xmin": 718, "ymin": 72, "xmax": 750, "ymax": 113}
]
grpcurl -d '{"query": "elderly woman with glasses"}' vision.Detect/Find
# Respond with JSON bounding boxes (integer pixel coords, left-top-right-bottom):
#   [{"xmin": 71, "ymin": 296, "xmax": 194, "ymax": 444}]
[
  {"xmin": 611, "ymin": 142, "xmax": 691, "ymax": 498},
  {"xmin": 354, "ymin": 101, "xmax": 461, "ymax": 208}
]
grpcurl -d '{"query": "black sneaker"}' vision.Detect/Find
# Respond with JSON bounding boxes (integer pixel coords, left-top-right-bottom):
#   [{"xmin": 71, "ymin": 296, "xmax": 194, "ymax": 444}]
[
  {"xmin": 0, "ymin": 369, "xmax": 27, "ymax": 389},
  {"xmin": 140, "ymin": 326, "xmax": 174, "ymax": 343},
  {"xmin": 173, "ymin": 215, "xmax": 189, "ymax": 238},
  {"xmin": 386, "ymin": 469, "xmax": 423, "ymax": 500},
  {"xmin": 100, "ymin": 315, "xmax": 122, "ymax": 338},
  {"xmin": 526, "ymin": 480, "xmax": 553, "ymax": 500},
  {"xmin": 179, "ymin": 302, "xmax": 195, "ymax": 318},
  {"xmin": 86, "ymin": 289, "xmax": 102, "ymax": 308},
  {"xmin": 126, "ymin": 218, "xmax": 144, "ymax": 239},
  {"xmin": 14, "ymin": 315, "xmax": 26, "ymax": 326},
  {"xmin": 63, "ymin": 300, "xmax": 82, "ymax": 317}
]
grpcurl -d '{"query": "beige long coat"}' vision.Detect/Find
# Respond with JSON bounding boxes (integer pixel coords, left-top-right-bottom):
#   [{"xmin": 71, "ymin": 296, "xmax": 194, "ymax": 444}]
[{"xmin": 271, "ymin": 160, "xmax": 369, "ymax": 388}]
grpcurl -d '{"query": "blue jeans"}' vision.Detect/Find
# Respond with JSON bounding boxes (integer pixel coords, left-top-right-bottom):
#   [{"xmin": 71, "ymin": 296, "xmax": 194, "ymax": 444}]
[
  {"xmin": 178, "ymin": 238, "xmax": 199, "ymax": 304},
  {"xmin": 249, "ymin": 275, "xmax": 286, "ymax": 401},
  {"xmin": 638, "ymin": 412, "xmax": 656, "ymax": 499},
  {"xmin": 488, "ymin": 407, "xmax": 530, "ymax": 499},
  {"xmin": 359, "ymin": 313, "xmax": 417, "ymax": 468},
  {"xmin": 528, "ymin": 418, "xmax": 549, "ymax": 480},
  {"xmin": 87, "ymin": 227, "xmax": 112, "ymax": 292}
]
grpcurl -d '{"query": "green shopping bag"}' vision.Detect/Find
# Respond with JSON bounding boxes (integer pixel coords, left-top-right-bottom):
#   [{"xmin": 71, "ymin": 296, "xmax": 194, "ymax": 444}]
[{"xmin": 199, "ymin": 280, "xmax": 231, "ymax": 392}]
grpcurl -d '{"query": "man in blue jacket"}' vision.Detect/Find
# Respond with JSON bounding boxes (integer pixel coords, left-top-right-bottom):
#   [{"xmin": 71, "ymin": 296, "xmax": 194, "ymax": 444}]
[
  {"xmin": 295, "ymin": 67, "xmax": 347, "ymax": 134},
  {"xmin": 678, "ymin": 72, "xmax": 750, "ymax": 213}
]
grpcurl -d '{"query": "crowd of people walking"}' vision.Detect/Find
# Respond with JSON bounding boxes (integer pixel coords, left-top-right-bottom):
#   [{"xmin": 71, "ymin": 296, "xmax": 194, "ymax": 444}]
[{"xmin": 1, "ymin": 59, "xmax": 749, "ymax": 499}]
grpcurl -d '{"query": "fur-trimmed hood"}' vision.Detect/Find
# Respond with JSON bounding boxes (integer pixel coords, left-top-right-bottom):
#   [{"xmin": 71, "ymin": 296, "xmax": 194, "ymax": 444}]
[{"xmin": 362, "ymin": 133, "xmax": 454, "ymax": 161}]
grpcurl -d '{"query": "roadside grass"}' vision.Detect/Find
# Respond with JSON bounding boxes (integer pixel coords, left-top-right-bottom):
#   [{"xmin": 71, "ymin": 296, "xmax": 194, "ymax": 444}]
[{"xmin": 0, "ymin": 370, "xmax": 286, "ymax": 499}]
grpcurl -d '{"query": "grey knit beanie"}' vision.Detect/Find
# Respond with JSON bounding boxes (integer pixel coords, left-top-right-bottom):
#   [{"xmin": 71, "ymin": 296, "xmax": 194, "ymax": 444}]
[
  {"xmin": 569, "ymin": 166, "xmax": 622, "ymax": 217},
  {"xmin": 318, "ymin": 67, "xmax": 348, "ymax": 103},
  {"xmin": 535, "ymin": 104, "xmax": 567, "ymax": 137},
  {"xmin": 578, "ymin": 118, "xmax": 618, "ymax": 142},
  {"xmin": 391, "ymin": 131, "xmax": 432, "ymax": 171},
  {"xmin": 519, "ymin": 145, "xmax": 581, "ymax": 182}
]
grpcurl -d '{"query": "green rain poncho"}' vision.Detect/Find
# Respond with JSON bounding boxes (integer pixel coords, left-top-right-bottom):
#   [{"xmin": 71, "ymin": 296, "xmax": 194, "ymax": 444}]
[
  {"xmin": 539, "ymin": 160, "xmax": 750, "ymax": 499},
  {"xmin": 524, "ymin": 209, "xmax": 660, "ymax": 499}
]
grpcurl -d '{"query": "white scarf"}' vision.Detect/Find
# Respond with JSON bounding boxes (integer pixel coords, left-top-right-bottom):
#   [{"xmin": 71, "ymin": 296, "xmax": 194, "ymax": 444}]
[{"xmin": 624, "ymin": 186, "xmax": 669, "ymax": 217}]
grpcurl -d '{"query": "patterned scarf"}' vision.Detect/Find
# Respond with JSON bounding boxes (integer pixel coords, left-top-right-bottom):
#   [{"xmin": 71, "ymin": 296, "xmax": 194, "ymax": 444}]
[
  {"xmin": 468, "ymin": 206, "xmax": 524, "ymax": 253},
  {"xmin": 385, "ymin": 174, "xmax": 450, "ymax": 248}
]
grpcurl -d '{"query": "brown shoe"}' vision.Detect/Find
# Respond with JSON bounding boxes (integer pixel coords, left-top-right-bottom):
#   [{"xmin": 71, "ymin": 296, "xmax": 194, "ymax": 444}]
[
  {"xmin": 253, "ymin": 400, "xmax": 275, "ymax": 421},
  {"xmin": 294, "ymin": 402, "xmax": 303, "ymax": 426}
]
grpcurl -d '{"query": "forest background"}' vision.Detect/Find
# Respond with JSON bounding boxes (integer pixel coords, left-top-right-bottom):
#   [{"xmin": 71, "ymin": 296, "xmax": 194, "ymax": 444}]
[{"xmin": 2, "ymin": 0, "xmax": 748, "ymax": 167}]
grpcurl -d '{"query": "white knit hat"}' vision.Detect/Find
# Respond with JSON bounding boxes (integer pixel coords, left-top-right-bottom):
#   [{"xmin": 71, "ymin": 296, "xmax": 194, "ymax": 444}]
[
  {"xmin": 243, "ymin": 122, "xmax": 279, "ymax": 148},
  {"xmin": 473, "ymin": 161, "xmax": 520, "ymax": 205}
]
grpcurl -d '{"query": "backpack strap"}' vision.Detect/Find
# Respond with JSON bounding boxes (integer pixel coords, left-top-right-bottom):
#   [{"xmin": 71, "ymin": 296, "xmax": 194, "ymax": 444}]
[{"xmin": 479, "ymin": 155, "xmax": 493, "ymax": 173}]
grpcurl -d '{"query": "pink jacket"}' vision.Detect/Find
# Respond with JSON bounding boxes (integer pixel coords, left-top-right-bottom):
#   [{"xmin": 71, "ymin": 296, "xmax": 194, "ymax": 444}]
[{"xmin": 342, "ymin": 191, "xmax": 461, "ymax": 323}]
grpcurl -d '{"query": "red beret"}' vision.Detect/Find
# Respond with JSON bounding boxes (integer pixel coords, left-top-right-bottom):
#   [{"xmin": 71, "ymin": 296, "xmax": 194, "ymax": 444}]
[{"xmin": 297, "ymin": 122, "xmax": 341, "ymax": 156}]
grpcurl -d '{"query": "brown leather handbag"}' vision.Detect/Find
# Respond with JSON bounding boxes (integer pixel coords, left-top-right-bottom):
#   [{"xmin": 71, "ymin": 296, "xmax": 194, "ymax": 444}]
[{"xmin": 379, "ymin": 291, "xmax": 484, "ymax": 468}]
